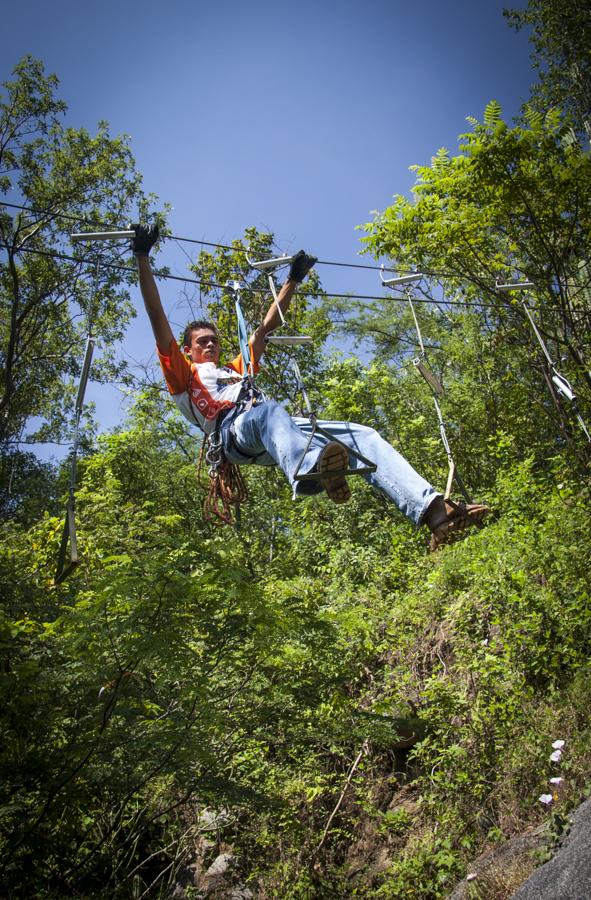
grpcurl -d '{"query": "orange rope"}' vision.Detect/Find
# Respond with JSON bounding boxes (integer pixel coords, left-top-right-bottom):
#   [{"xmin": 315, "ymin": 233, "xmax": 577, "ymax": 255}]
[{"xmin": 197, "ymin": 438, "xmax": 248, "ymax": 526}]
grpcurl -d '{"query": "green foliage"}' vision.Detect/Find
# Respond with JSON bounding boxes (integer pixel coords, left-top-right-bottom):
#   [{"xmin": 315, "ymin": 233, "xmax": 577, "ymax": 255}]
[
  {"xmin": 4, "ymin": 37, "xmax": 591, "ymax": 900},
  {"xmin": 6, "ymin": 399, "xmax": 591, "ymax": 897},
  {"xmin": 373, "ymin": 832, "xmax": 463, "ymax": 899},
  {"xmin": 0, "ymin": 450, "xmax": 59, "ymax": 524},
  {"xmin": 483, "ymin": 100, "xmax": 502, "ymax": 127},
  {"xmin": 0, "ymin": 56, "xmax": 166, "ymax": 505},
  {"xmin": 358, "ymin": 108, "xmax": 591, "ymax": 477},
  {"xmin": 0, "ymin": 404, "xmax": 398, "ymax": 894},
  {"xmin": 504, "ymin": 0, "xmax": 591, "ymax": 141}
]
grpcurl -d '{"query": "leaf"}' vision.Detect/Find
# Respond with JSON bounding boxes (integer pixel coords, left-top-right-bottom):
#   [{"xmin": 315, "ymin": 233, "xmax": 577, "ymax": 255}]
[{"xmin": 484, "ymin": 99, "xmax": 502, "ymax": 127}]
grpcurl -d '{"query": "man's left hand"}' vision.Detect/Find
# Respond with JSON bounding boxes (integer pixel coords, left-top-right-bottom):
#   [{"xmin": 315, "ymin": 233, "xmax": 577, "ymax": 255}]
[
  {"xmin": 288, "ymin": 250, "xmax": 317, "ymax": 283},
  {"xmin": 132, "ymin": 224, "xmax": 160, "ymax": 257}
]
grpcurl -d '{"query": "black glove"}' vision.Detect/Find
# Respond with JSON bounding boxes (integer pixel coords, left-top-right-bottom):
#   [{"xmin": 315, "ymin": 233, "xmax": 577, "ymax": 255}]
[
  {"xmin": 288, "ymin": 249, "xmax": 317, "ymax": 283},
  {"xmin": 132, "ymin": 223, "xmax": 160, "ymax": 256}
]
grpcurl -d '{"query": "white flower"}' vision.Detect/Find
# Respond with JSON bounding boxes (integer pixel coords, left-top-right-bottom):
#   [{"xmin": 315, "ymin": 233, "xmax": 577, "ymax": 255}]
[
  {"xmin": 539, "ymin": 794, "xmax": 554, "ymax": 805},
  {"xmin": 550, "ymin": 749, "xmax": 563, "ymax": 763},
  {"xmin": 552, "ymin": 740, "xmax": 565, "ymax": 750},
  {"xmin": 549, "ymin": 777, "xmax": 563, "ymax": 785},
  {"xmin": 466, "ymin": 873, "xmax": 477, "ymax": 881}
]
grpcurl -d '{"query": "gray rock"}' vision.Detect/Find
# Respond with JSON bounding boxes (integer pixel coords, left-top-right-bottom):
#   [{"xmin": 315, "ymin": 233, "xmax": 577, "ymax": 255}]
[
  {"xmin": 198, "ymin": 807, "xmax": 233, "ymax": 831},
  {"xmin": 168, "ymin": 885, "xmax": 188, "ymax": 900},
  {"xmin": 512, "ymin": 798, "xmax": 591, "ymax": 899},
  {"xmin": 204, "ymin": 851, "xmax": 235, "ymax": 878},
  {"xmin": 230, "ymin": 886, "xmax": 253, "ymax": 899}
]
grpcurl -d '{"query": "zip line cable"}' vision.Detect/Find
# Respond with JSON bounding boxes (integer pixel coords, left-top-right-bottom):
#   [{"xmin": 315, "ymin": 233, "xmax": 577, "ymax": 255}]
[
  {"xmin": 0, "ymin": 199, "xmax": 492, "ymax": 281},
  {"xmin": 1, "ymin": 200, "xmax": 403, "ymax": 272},
  {"xmin": 5, "ymin": 199, "xmax": 589, "ymax": 312},
  {"xmin": 5, "ymin": 243, "xmax": 499, "ymax": 310},
  {"xmin": 4, "ymin": 200, "xmax": 591, "ymax": 306}
]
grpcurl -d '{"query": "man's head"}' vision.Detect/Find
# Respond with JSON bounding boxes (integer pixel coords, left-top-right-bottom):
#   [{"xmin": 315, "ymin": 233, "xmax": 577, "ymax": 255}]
[{"xmin": 183, "ymin": 320, "xmax": 221, "ymax": 365}]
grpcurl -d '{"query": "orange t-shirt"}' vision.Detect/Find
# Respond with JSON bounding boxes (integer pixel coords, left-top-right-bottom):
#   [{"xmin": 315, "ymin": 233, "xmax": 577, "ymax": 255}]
[{"xmin": 157, "ymin": 339, "xmax": 258, "ymax": 435}]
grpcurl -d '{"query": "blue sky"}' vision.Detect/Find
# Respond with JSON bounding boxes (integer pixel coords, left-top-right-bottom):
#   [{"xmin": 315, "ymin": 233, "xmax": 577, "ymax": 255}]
[{"xmin": 1, "ymin": 0, "xmax": 534, "ymax": 449}]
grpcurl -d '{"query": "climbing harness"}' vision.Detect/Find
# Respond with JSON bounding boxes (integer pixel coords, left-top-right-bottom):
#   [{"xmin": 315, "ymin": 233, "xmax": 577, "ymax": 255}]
[
  {"xmin": 246, "ymin": 251, "xmax": 377, "ymax": 484},
  {"xmin": 380, "ymin": 268, "xmax": 472, "ymax": 502},
  {"xmin": 55, "ymin": 228, "xmax": 133, "ymax": 583},
  {"xmin": 496, "ymin": 281, "xmax": 591, "ymax": 443}
]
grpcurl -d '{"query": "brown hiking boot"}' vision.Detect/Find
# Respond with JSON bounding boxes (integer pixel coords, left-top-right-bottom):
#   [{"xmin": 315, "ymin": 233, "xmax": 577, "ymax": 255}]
[
  {"xmin": 427, "ymin": 499, "xmax": 490, "ymax": 551},
  {"xmin": 317, "ymin": 442, "xmax": 351, "ymax": 504}
]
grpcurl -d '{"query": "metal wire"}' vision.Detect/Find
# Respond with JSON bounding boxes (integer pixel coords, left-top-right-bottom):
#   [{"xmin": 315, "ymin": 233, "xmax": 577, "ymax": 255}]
[
  {"xmin": 5, "ymin": 200, "xmax": 591, "ymax": 306},
  {"xmin": 0, "ymin": 199, "xmax": 504, "ymax": 282},
  {"xmin": 5, "ymin": 243, "xmax": 499, "ymax": 309}
]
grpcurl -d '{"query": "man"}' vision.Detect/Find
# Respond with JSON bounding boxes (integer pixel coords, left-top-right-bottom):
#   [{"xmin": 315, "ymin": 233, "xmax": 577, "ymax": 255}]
[{"xmin": 133, "ymin": 225, "xmax": 488, "ymax": 547}]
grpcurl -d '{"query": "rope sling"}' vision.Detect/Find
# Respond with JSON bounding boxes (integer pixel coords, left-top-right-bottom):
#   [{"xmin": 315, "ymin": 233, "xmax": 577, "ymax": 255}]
[
  {"xmin": 380, "ymin": 269, "xmax": 473, "ymax": 503},
  {"xmin": 55, "ymin": 256, "xmax": 100, "ymax": 583}
]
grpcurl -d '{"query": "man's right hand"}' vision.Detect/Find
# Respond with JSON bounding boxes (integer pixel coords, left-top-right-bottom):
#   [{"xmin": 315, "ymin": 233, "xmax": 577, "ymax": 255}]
[{"xmin": 132, "ymin": 224, "xmax": 160, "ymax": 257}]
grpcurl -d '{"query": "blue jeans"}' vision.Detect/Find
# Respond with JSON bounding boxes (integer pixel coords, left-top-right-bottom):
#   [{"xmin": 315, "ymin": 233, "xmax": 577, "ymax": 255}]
[{"xmin": 221, "ymin": 399, "xmax": 439, "ymax": 525}]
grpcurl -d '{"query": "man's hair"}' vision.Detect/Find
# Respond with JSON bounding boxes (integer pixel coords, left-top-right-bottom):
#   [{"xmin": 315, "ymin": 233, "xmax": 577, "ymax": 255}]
[{"xmin": 183, "ymin": 320, "xmax": 219, "ymax": 348}]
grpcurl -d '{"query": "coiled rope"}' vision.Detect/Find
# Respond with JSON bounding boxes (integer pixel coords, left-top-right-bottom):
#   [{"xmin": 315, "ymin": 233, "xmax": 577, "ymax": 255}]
[{"xmin": 196, "ymin": 435, "xmax": 248, "ymax": 526}]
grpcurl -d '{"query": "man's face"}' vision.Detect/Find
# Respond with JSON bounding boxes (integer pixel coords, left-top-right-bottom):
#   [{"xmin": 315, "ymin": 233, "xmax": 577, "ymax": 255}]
[{"xmin": 184, "ymin": 328, "xmax": 221, "ymax": 365}]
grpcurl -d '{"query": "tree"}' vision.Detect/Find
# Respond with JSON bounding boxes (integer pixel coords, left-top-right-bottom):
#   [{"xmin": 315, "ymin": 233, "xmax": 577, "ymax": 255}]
[
  {"xmin": 504, "ymin": 0, "xmax": 591, "ymax": 142},
  {"xmin": 0, "ymin": 389, "xmax": 404, "ymax": 895},
  {"xmin": 0, "ymin": 449, "xmax": 58, "ymax": 523},
  {"xmin": 0, "ymin": 56, "xmax": 164, "ymax": 462},
  {"xmin": 359, "ymin": 104, "xmax": 591, "ymax": 465}
]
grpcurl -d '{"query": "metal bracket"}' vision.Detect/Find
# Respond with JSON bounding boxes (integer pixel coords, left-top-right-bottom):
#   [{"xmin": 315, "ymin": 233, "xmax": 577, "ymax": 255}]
[
  {"xmin": 380, "ymin": 267, "xmax": 424, "ymax": 288},
  {"xmin": 495, "ymin": 280, "xmax": 536, "ymax": 292},
  {"xmin": 245, "ymin": 251, "xmax": 294, "ymax": 272},
  {"xmin": 265, "ymin": 334, "xmax": 312, "ymax": 346},
  {"xmin": 71, "ymin": 229, "xmax": 135, "ymax": 243},
  {"xmin": 246, "ymin": 251, "xmax": 292, "ymax": 328},
  {"xmin": 246, "ymin": 250, "xmax": 313, "ymax": 345}
]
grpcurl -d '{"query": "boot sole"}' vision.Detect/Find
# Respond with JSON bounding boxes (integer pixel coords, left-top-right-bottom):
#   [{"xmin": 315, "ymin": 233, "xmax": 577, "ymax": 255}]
[{"xmin": 317, "ymin": 442, "xmax": 351, "ymax": 504}]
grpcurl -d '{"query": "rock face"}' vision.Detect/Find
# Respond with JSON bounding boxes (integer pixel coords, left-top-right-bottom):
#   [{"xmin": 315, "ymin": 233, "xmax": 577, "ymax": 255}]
[
  {"xmin": 447, "ymin": 828, "xmax": 547, "ymax": 900},
  {"xmin": 167, "ymin": 845, "xmax": 250, "ymax": 899},
  {"xmin": 448, "ymin": 798, "xmax": 591, "ymax": 900},
  {"xmin": 512, "ymin": 798, "xmax": 591, "ymax": 900}
]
